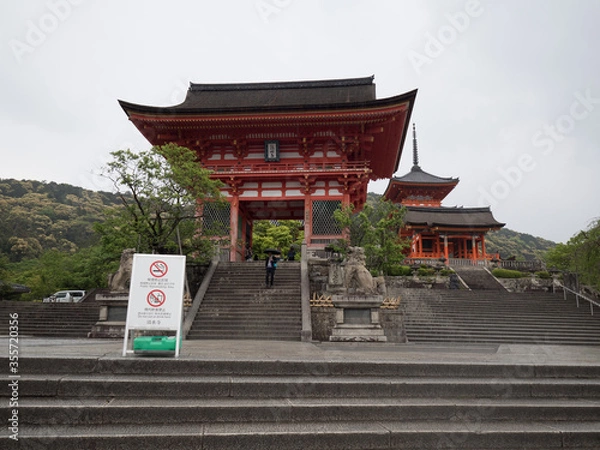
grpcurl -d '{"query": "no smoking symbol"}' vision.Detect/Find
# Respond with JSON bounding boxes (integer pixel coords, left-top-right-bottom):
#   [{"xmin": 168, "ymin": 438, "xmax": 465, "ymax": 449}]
[
  {"xmin": 147, "ymin": 289, "xmax": 166, "ymax": 308},
  {"xmin": 150, "ymin": 260, "xmax": 168, "ymax": 278}
]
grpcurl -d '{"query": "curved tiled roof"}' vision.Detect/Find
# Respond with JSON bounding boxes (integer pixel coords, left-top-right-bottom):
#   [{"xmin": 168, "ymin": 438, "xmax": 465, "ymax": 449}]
[
  {"xmin": 404, "ymin": 206, "xmax": 505, "ymax": 229},
  {"xmin": 118, "ymin": 76, "xmax": 417, "ymax": 180},
  {"xmin": 392, "ymin": 165, "xmax": 459, "ymax": 184},
  {"xmin": 180, "ymin": 76, "xmax": 376, "ymax": 110}
]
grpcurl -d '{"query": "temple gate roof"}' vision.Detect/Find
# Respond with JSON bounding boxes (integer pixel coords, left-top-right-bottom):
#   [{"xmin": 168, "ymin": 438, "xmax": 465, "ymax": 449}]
[{"xmin": 118, "ymin": 76, "xmax": 417, "ymax": 180}]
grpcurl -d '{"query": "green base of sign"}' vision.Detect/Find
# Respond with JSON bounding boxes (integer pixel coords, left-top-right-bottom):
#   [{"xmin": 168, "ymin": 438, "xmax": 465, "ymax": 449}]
[{"xmin": 133, "ymin": 336, "xmax": 181, "ymax": 355}]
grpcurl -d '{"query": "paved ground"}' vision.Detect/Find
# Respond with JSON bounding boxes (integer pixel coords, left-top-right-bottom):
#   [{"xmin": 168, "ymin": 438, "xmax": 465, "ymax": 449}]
[{"xmin": 3, "ymin": 337, "xmax": 600, "ymax": 366}]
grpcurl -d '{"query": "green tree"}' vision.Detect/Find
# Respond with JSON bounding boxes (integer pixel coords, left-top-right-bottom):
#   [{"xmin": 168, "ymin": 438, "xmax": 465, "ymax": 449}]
[
  {"xmin": 98, "ymin": 144, "xmax": 224, "ymax": 258},
  {"xmin": 0, "ymin": 255, "xmax": 15, "ymax": 298},
  {"xmin": 334, "ymin": 198, "xmax": 408, "ymax": 275},
  {"xmin": 546, "ymin": 218, "xmax": 600, "ymax": 291},
  {"xmin": 252, "ymin": 220, "xmax": 304, "ymax": 259}
]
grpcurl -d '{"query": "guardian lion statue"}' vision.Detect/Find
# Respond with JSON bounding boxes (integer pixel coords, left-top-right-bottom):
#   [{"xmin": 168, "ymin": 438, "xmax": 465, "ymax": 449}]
[
  {"xmin": 107, "ymin": 248, "xmax": 135, "ymax": 292},
  {"xmin": 344, "ymin": 247, "xmax": 386, "ymax": 295}
]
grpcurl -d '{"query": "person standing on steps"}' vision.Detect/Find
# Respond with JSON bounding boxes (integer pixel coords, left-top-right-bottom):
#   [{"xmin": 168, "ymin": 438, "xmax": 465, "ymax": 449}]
[
  {"xmin": 265, "ymin": 253, "xmax": 278, "ymax": 287},
  {"xmin": 287, "ymin": 246, "xmax": 296, "ymax": 261}
]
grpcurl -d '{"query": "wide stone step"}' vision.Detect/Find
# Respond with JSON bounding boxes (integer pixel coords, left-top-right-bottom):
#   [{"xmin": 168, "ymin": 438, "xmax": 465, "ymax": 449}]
[
  {"xmin": 8, "ymin": 420, "xmax": 600, "ymax": 449},
  {"xmin": 401, "ymin": 300, "xmax": 592, "ymax": 307},
  {"xmin": 189, "ymin": 326, "xmax": 302, "ymax": 335},
  {"xmin": 404, "ymin": 331, "xmax": 600, "ymax": 341},
  {"xmin": 19, "ymin": 397, "xmax": 600, "ymax": 425},
  {"xmin": 205, "ymin": 289, "xmax": 301, "ymax": 295},
  {"xmin": 187, "ymin": 334, "xmax": 301, "ymax": 341},
  {"xmin": 202, "ymin": 296, "xmax": 301, "ymax": 302},
  {"xmin": 405, "ymin": 335, "xmax": 600, "ymax": 345},
  {"xmin": 194, "ymin": 315, "xmax": 300, "ymax": 322},
  {"xmin": 404, "ymin": 319, "xmax": 600, "ymax": 328},
  {"xmin": 12, "ymin": 355, "xmax": 600, "ymax": 377},
  {"xmin": 196, "ymin": 306, "xmax": 301, "ymax": 312},
  {"xmin": 12, "ymin": 374, "xmax": 600, "ymax": 399},
  {"xmin": 401, "ymin": 299, "xmax": 589, "ymax": 307},
  {"xmin": 403, "ymin": 316, "xmax": 599, "ymax": 325}
]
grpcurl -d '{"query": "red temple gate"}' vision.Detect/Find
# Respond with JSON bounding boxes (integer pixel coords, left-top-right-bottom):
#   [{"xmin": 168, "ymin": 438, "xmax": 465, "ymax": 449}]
[{"xmin": 120, "ymin": 76, "xmax": 416, "ymax": 260}]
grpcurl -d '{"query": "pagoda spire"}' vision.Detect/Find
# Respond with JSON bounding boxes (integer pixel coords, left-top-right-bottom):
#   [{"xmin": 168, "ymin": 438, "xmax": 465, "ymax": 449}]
[{"xmin": 412, "ymin": 123, "xmax": 420, "ymax": 168}]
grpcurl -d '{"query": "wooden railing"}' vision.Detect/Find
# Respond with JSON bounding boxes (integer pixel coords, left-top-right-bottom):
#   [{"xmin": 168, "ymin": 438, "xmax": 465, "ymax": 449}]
[
  {"xmin": 403, "ymin": 257, "xmax": 546, "ymax": 272},
  {"xmin": 204, "ymin": 161, "xmax": 371, "ymax": 175}
]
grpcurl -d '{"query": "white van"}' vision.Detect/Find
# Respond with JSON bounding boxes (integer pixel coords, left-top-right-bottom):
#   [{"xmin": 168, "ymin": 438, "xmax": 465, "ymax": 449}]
[{"xmin": 43, "ymin": 290, "xmax": 86, "ymax": 303}]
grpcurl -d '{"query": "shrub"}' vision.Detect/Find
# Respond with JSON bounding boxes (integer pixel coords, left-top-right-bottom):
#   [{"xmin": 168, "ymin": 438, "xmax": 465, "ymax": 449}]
[
  {"xmin": 492, "ymin": 268, "xmax": 528, "ymax": 278},
  {"xmin": 417, "ymin": 267, "xmax": 436, "ymax": 277},
  {"xmin": 439, "ymin": 269, "xmax": 455, "ymax": 277},
  {"xmin": 386, "ymin": 265, "xmax": 413, "ymax": 276},
  {"xmin": 535, "ymin": 271, "xmax": 552, "ymax": 279}
]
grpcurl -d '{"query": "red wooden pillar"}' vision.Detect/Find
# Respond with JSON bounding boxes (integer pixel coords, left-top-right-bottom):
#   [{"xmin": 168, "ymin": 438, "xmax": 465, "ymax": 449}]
[
  {"xmin": 480, "ymin": 234, "xmax": 487, "ymax": 259},
  {"xmin": 304, "ymin": 196, "xmax": 312, "ymax": 247},
  {"xmin": 471, "ymin": 235, "xmax": 477, "ymax": 261},
  {"xmin": 229, "ymin": 194, "xmax": 239, "ymax": 261},
  {"xmin": 443, "ymin": 234, "xmax": 449, "ymax": 263}
]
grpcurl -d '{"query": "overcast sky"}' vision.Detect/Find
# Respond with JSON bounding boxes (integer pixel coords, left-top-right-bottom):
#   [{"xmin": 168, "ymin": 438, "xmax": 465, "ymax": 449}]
[{"xmin": 1, "ymin": 0, "xmax": 598, "ymax": 244}]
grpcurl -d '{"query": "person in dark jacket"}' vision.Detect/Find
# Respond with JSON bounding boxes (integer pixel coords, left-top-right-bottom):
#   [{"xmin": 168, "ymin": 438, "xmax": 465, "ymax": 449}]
[
  {"xmin": 287, "ymin": 246, "xmax": 296, "ymax": 261},
  {"xmin": 265, "ymin": 254, "xmax": 278, "ymax": 287}
]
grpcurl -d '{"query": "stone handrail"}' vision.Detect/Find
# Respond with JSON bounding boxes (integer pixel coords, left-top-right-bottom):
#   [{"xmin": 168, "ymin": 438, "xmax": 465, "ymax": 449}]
[
  {"xmin": 182, "ymin": 254, "xmax": 220, "ymax": 338},
  {"xmin": 556, "ymin": 283, "xmax": 600, "ymax": 316},
  {"xmin": 498, "ymin": 259, "xmax": 546, "ymax": 271},
  {"xmin": 300, "ymin": 241, "xmax": 312, "ymax": 342},
  {"xmin": 404, "ymin": 257, "xmax": 546, "ymax": 272}
]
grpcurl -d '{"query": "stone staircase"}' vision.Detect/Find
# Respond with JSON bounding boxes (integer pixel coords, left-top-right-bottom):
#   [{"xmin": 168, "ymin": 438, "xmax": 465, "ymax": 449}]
[
  {"xmin": 3, "ymin": 352, "xmax": 600, "ymax": 449},
  {"xmin": 0, "ymin": 301, "xmax": 100, "ymax": 337},
  {"xmin": 401, "ymin": 288, "xmax": 600, "ymax": 345},
  {"xmin": 451, "ymin": 265, "xmax": 506, "ymax": 290},
  {"xmin": 187, "ymin": 261, "xmax": 302, "ymax": 341}
]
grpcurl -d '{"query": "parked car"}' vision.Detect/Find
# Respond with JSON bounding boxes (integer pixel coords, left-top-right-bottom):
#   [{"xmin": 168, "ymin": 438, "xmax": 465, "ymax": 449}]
[{"xmin": 43, "ymin": 290, "xmax": 86, "ymax": 303}]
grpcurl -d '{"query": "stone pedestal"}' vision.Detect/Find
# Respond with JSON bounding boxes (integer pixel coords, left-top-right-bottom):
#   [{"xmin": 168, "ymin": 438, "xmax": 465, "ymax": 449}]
[
  {"xmin": 329, "ymin": 294, "xmax": 387, "ymax": 342},
  {"xmin": 89, "ymin": 292, "xmax": 128, "ymax": 338},
  {"xmin": 326, "ymin": 260, "xmax": 346, "ymax": 294}
]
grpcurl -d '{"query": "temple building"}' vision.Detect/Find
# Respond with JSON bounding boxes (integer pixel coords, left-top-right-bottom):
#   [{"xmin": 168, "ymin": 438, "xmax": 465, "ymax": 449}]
[
  {"xmin": 384, "ymin": 125, "xmax": 505, "ymax": 263},
  {"xmin": 120, "ymin": 76, "xmax": 417, "ymax": 260}
]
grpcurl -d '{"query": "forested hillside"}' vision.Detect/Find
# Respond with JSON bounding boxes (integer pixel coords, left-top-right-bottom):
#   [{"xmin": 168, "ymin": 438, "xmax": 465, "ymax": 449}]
[
  {"xmin": 485, "ymin": 228, "xmax": 556, "ymax": 261},
  {"xmin": 0, "ymin": 179, "xmax": 121, "ymax": 262}
]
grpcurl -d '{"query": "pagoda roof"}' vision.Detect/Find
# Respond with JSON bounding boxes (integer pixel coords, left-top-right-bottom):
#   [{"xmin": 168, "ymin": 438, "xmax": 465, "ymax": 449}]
[
  {"xmin": 383, "ymin": 124, "xmax": 458, "ymax": 202},
  {"xmin": 404, "ymin": 206, "xmax": 505, "ymax": 230},
  {"xmin": 391, "ymin": 165, "xmax": 459, "ymax": 185}
]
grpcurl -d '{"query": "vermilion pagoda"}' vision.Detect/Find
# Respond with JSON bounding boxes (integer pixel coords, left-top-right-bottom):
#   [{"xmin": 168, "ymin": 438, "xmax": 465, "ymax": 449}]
[
  {"xmin": 120, "ymin": 76, "xmax": 417, "ymax": 261},
  {"xmin": 384, "ymin": 125, "xmax": 505, "ymax": 263}
]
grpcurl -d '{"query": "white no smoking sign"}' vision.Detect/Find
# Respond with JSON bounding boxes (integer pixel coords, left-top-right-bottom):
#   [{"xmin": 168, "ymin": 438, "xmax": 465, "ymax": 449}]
[{"xmin": 123, "ymin": 254, "xmax": 186, "ymax": 356}]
